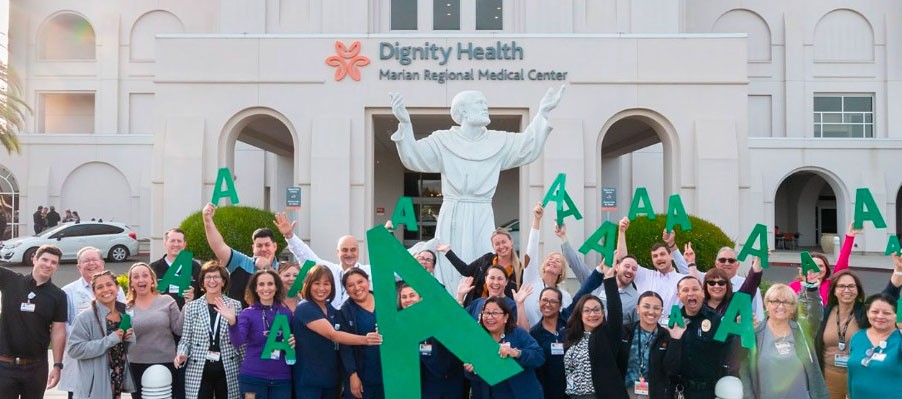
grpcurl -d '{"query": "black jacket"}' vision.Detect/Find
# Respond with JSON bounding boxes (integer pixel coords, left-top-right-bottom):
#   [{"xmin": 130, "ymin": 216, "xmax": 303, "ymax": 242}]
[
  {"xmin": 618, "ymin": 321, "xmax": 682, "ymax": 399},
  {"xmin": 580, "ymin": 277, "xmax": 628, "ymax": 399},
  {"xmin": 444, "ymin": 251, "xmax": 518, "ymax": 306}
]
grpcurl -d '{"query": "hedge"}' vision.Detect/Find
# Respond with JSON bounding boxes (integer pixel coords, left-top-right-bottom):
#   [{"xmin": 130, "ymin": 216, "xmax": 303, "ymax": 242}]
[
  {"xmin": 625, "ymin": 214, "xmax": 734, "ymax": 272},
  {"xmin": 180, "ymin": 206, "xmax": 287, "ymax": 262}
]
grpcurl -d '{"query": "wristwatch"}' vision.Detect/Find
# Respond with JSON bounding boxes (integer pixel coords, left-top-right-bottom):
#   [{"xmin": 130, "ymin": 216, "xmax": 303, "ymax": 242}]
[{"xmin": 53, "ymin": 363, "xmax": 64, "ymax": 370}]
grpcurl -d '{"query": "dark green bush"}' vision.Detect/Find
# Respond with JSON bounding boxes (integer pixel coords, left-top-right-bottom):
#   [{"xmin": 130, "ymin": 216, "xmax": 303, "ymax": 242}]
[
  {"xmin": 625, "ymin": 214, "xmax": 734, "ymax": 272},
  {"xmin": 180, "ymin": 206, "xmax": 287, "ymax": 262}
]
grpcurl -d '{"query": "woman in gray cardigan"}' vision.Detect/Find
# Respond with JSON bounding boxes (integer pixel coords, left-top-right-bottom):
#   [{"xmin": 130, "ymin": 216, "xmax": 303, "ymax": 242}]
[
  {"xmin": 739, "ymin": 283, "xmax": 828, "ymax": 399},
  {"xmin": 68, "ymin": 270, "xmax": 136, "ymax": 399}
]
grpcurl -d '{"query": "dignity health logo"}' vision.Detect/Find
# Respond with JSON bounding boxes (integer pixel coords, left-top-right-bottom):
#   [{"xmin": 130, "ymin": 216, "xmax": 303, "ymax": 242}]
[{"xmin": 325, "ymin": 41, "xmax": 370, "ymax": 81}]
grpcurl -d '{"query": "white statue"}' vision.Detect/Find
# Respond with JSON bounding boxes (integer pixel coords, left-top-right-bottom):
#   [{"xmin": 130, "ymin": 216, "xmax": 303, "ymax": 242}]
[{"xmin": 389, "ymin": 86, "xmax": 566, "ymax": 292}]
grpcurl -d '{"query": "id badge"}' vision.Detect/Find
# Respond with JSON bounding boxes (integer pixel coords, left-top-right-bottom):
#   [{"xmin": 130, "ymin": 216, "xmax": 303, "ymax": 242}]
[
  {"xmin": 872, "ymin": 353, "xmax": 887, "ymax": 362},
  {"xmin": 270, "ymin": 350, "xmax": 280, "ymax": 360},
  {"xmin": 419, "ymin": 343, "xmax": 433, "ymax": 356},
  {"xmin": 205, "ymin": 351, "xmax": 221, "ymax": 362},
  {"xmin": 550, "ymin": 342, "xmax": 564, "ymax": 355},
  {"xmin": 634, "ymin": 378, "xmax": 650, "ymax": 396},
  {"xmin": 169, "ymin": 284, "xmax": 180, "ymax": 294},
  {"xmin": 775, "ymin": 341, "xmax": 793, "ymax": 356},
  {"xmin": 833, "ymin": 354, "xmax": 849, "ymax": 368},
  {"xmin": 20, "ymin": 302, "xmax": 35, "ymax": 312}
]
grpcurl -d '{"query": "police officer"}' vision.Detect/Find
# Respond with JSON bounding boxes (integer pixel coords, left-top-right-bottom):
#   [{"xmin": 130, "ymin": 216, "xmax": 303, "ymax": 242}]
[{"xmin": 670, "ymin": 276, "xmax": 739, "ymax": 398}]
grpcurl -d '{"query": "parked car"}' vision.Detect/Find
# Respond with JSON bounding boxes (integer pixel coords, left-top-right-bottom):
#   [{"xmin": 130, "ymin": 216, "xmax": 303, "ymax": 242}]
[{"xmin": 0, "ymin": 222, "xmax": 139, "ymax": 265}]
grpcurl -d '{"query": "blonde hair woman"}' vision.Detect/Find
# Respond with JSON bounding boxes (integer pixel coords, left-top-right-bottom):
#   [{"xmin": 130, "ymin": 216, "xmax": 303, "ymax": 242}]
[
  {"xmin": 438, "ymin": 227, "xmax": 523, "ymax": 307},
  {"xmin": 521, "ymin": 203, "xmax": 572, "ymax": 326},
  {"xmin": 125, "ymin": 262, "xmax": 184, "ymax": 399},
  {"xmin": 740, "ymin": 284, "xmax": 828, "ymax": 398}
]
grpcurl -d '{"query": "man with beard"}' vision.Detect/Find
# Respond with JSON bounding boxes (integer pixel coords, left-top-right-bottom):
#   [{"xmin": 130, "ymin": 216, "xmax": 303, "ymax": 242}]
[
  {"xmin": 670, "ymin": 276, "xmax": 738, "ymax": 399},
  {"xmin": 557, "ymin": 221, "xmax": 640, "ymax": 324},
  {"xmin": 202, "ymin": 203, "xmax": 279, "ymax": 307}
]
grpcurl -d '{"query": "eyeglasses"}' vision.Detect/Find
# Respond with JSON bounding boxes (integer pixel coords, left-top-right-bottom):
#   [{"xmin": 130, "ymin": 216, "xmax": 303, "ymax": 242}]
[
  {"xmin": 79, "ymin": 257, "xmax": 103, "ymax": 263},
  {"xmin": 706, "ymin": 280, "xmax": 728, "ymax": 287},
  {"xmin": 481, "ymin": 311, "xmax": 505, "ymax": 318},
  {"xmin": 540, "ymin": 298, "xmax": 561, "ymax": 305},
  {"xmin": 835, "ymin": 284, "xmax": 858, "ymax": 291},
  {"xmin": 416, "ymin": 257, "xmax": 435, "ymax": 264},
  {"xmin": 717, "ymin": 258, "xmax": 737, "ymax": 264},
  {"xmin": 582, "ymin": 306, "xmax": 603, "ymax": 315},
  {"xmin": 767, "ymin": 300, "xmax": 793, "ymax": 308},
  {"xmin": 204, "ymin": 275, "xmax": 223, "ymax": 281}
]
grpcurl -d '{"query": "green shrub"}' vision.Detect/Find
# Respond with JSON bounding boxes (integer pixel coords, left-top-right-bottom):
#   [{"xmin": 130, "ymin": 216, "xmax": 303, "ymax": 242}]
[
  {"xmin": 180, "ymin": 206, "xmax": 287, "ymax": 262},
  {"xmin": 625, "ymin": 214, "xmax": 734, "ymax": 272}
]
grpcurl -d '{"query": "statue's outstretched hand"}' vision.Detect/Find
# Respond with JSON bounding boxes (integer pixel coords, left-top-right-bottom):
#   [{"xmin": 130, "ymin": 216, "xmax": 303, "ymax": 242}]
[
  {"xmin": 389, "ymin": 92, "xmax": 411, "ymax": 124},
  {"xmin": 538, "ymin": 85, "xmax": 566, "ymax": 117}
]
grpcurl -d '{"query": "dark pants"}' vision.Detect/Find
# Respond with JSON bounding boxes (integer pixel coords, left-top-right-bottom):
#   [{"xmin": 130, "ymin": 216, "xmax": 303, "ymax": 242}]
[
  {"xmin": 131, "ymin": 362, "xmax": 180, "ymax": 399},
  {"xmin": 296, "ymin": 387, "xmax": 339, "ymax": 399},
  {"xmin": 198, "ymin": 363, "xmax": 228, "ymax": 399},
  {"xmin": 0, "ymin": 361, "xmax": 48, "ymax": 399},
  {"xmin": 239, "ymin": 375, "xmax": 292, "ymax": 399}
]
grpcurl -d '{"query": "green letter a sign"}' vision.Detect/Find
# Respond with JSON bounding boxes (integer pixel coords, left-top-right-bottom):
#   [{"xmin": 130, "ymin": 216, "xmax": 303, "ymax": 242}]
[{"xmin": 368, "ymin": 226, "xmax": 522, "ymax": 398}]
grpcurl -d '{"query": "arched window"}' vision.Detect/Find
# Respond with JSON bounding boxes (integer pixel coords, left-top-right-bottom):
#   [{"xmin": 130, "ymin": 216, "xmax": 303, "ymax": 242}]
[
  {"xmin": 38, "ymin": 13, "xmax": 96, "ymax": 60},
  {"xmin": 813, "ymin": 9, "xmax": 874, "ymax": 62},
  {"xmin": 0, "ymin": 166, "xmax": 20, "ymax": 239},
  {"xmin": 129, "ymin": 10, "xmax": 184, "ymax": 61}
]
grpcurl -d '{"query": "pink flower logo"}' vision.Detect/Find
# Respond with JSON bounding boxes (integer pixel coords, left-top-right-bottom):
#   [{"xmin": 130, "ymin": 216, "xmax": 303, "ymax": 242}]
[{"xmin": 325, "ymin": 41, "xmax": 370, "ymax": 81}]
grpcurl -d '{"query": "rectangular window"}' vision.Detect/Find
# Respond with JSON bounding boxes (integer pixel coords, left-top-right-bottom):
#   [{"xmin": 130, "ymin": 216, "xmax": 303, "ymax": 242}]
[
  {"xmin": 391, "ymin": 0, "xmax": 417, "ymax": 30},
  {"xmin": 814, "ymin": 95, "xmax": 873, "ymax": 138},
  {"xmin": 476, "ymin": 0, "xmax": 503, "ymax": 30},
  {"xmin": 433, "ymin": 0, "xmax": 460, "ymax": 30},
  {"xmin": 38, "ymin": 92, "xmax": 95, "ymax": 133}
]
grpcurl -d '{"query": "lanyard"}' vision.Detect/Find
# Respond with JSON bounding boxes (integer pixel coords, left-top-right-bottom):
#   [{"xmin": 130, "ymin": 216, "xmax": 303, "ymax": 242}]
[
  {"xmin": 208, "ymin": 311, "xmax": 222, "ymax": 345},
  {"xmin": 261, "ymin": 305, "xmax": 274, "ymax": 337},
  {"xmin": 835, "ymin": 308, "xmax": 854, "ymax": 351},
  {"xmin": 637, "ymin": 327, "xmax": 657, "ymax": 376}
]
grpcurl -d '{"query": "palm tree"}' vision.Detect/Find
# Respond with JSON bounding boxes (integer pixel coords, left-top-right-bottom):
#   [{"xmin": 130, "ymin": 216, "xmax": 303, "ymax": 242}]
[{"xmin": 0, "ymin": 46, "xmax": 29, "ymax": 155}]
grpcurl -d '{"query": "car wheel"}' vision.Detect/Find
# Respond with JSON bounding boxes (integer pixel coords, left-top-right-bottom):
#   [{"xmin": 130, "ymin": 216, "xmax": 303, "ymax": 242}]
[
  {"xmin": 23, "ymin": 247, "xmax": 37, "ymax": 266},
  {"xmin": 108, "ymin": 245, "xmax": 130, "ymax": 262}
]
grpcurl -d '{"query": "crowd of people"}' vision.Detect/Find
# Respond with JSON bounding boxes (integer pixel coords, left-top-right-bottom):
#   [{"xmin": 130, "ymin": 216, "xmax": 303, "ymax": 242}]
[
  {"xmin": 32, "ymin": 206, "xmax": 81, "ymax": 234},
  {"xmin": 1, "ymin": 203, "xmax": 901, "ymax": 399}
]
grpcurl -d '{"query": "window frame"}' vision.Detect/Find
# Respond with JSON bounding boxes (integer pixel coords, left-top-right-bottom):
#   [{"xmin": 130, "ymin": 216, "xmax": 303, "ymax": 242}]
[{"xmin": 813, "ymin": 94, "xmax": 874, "ymax": 138}]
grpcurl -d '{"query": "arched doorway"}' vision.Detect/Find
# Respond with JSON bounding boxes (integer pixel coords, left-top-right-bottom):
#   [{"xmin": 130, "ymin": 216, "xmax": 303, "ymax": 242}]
[
  {"xmin": 222, "ymin": 109, "xmax": 296, "ymax": 211},
  {"xmin": 0, "ymin": 166, "xmax": 19, "ymax": 240},
  {"xmin": 599, "ymin": 110, "xmax": 678, "ymax": 220},
  {"xmin": 773, "ymin": 170, "xmax": 845, "ymax": 251}
]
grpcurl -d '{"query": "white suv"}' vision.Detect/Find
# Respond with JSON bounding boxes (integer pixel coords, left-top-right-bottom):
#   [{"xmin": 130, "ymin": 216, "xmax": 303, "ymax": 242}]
[{"xmin": 0, "ymin": 222, "xmax": 139, "ymax": 265}]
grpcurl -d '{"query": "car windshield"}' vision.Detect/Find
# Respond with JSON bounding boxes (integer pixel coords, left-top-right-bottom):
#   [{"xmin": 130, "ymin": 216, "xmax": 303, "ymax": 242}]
[{"xmin": 36, "ymin": 223, "xmax": 71, "ymax": 238}]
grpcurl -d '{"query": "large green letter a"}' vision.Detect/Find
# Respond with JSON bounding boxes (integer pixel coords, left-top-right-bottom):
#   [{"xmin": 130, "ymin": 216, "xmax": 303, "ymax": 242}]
[{"xmin": 368, "ymin": 226, "xmax": 522, "ymax": 398}]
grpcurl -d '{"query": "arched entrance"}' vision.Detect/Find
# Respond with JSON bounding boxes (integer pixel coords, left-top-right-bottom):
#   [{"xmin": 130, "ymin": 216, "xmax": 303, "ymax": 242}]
[
  {"xmin": 599, "ymin": 110, "xmax": 678, "ymax": 219},
  {"xmin": 220, "ymin": 109, "xmax": 296, "ymax": 211},
  {"xmin": 0, "ymin": 166, "xmax": 19, "ymax": 240},
  {"xmin": 773, "ymin": 170, "xmax": 846, "ymax": 251}
]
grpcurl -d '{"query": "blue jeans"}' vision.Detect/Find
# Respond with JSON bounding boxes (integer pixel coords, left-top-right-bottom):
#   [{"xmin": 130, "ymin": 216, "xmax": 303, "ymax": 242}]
[{"xmin": 238, "ymin": 374, "xmax": 292, "ymax": 399}]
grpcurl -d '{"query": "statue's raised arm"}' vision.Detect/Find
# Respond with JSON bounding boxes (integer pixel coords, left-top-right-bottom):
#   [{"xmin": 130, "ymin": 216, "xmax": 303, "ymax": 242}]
[
  {"xmin": 389, "ymin": 92, "xmax": 411, "ymax": 124},
  {"xmin": 538, "ymin": 85, "xmax": 566, "ymax": 118}
]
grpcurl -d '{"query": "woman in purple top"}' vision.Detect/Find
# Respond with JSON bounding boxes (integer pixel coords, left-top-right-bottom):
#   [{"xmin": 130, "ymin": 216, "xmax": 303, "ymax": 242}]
[{"xmin": 221, "ymin": 270, "xmax": 294, "ymax": 399}]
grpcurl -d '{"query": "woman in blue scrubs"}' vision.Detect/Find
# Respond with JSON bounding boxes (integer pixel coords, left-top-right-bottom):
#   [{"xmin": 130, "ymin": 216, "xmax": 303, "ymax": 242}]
[
  {"xmin": 398, "ymin": 282, "xmax": 465, "ymax": 399},
  {"xmin": 292, "ymin": 265, "xmax": 383, "ymax": 399}
]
